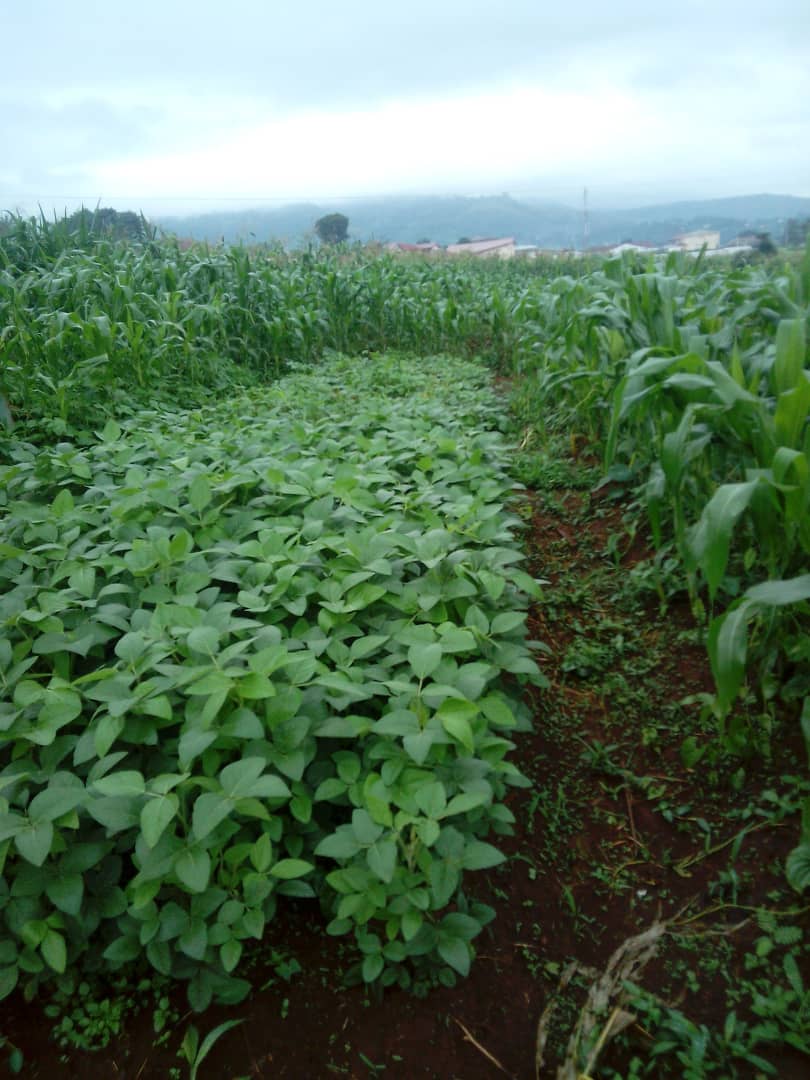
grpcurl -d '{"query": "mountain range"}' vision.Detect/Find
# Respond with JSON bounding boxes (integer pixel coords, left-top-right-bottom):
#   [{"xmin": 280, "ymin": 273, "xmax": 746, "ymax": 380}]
[{"xmin": 156, "ymin": 193, "xmax": 810, "ymax": 250}]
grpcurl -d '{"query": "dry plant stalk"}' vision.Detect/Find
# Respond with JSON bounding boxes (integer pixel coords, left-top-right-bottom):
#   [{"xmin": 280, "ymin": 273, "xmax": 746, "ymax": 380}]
[
  {"xmin": 535, "ymin": 960, "xmax": 588, "ymax": 1078},
  {"xmin": 452, "ymin": 1016, "xmax": 514, "ymax": 1078},
  {"xmin": 535, "ymin": 921, "xmax": 668, "ymax": 1080}
]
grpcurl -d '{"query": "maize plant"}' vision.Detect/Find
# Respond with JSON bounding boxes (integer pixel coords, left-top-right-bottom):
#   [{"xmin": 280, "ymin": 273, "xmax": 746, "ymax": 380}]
[{"xmin": 1, "ymin": 216, "xmax": 807, "ymax": 746}]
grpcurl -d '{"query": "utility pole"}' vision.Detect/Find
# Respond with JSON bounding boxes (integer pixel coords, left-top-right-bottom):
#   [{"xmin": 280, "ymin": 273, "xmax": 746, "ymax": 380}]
[{"xmin": 583, "ymin": 187, "xmax": 590, "ymax": 252}]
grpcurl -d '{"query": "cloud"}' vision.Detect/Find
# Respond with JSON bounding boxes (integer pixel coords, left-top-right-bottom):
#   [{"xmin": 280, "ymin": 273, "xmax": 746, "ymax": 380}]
[
  {"xmin": 0, "ymin": 97, "xmax": 160, "ymax": 191},
  {"xmin": 6, "ymin": 1, "xmax": 809, "ymax": 106},
  {"xmin": 1, "ymin": 0, "xmax": 808, "ymax": 211},
  {"xmin": 87, "ymin": 85, "xmax": 646, "ymax": 203}
]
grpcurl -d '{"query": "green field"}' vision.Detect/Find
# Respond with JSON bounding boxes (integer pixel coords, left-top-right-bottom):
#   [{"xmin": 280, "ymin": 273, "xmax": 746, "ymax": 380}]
[{"xmin": 1, "ymin": 219, "xmax": 808, "ymax": 1076}]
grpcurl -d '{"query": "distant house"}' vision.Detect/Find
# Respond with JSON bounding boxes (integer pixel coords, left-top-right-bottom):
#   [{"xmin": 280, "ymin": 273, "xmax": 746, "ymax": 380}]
[
  {"xmin": 608, "ymin": 241, "xmax": 658, "ymax": 255},
  {"xmin": 514, "ymin": 244, "xmax": 562, "ymax": 259},
  {"xmin": 703, "ymin": 244, "xmax": 755, "ymax": 258},
  {"xmin": 672, "ymin": 230, "xmax": 720, "ymax": 251},
  {"xmin": 585, "ymin": 242, "xmax": 656, "ymax": 256},
  {"xmin": 446, "ymin": 237, "xmax": 516, "ymax": 258},
  {"xmin": 385, "ymin": 241, "xmax": 441, "ymax": 254}
]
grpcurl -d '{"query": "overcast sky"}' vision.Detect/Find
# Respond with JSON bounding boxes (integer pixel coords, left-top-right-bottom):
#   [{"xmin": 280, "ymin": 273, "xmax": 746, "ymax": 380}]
[{"xmin": 2, "ymin": 1, "xmax": 808, "ymax": 217}]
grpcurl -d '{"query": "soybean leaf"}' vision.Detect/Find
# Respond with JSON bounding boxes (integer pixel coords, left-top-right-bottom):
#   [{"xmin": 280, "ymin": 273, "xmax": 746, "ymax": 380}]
[
  {"xmin": 189, "ymin": 474, "xmax": 212, "ymax": 512},
  {"xmin": 437, "ymin": 935, "xmax": 470, "ymax": 976},
  {"xmin": 41, "ymin": 930, "xmax": 67, "ymax": 974},
  {"xmin": 218, "ymin": 758, "xmax": 266, "ymax": 798},
  {"xmin": 362, "ymin": 953, "xmax": 384, "ymax": 983},
  {"xmin": 462, "ymin": 840, "xmax": 506, "ymax": 870},
  {"xmin": 443, "ymin": 790, "xmax": 489, "ymax": 817},
  {"xmin": 367, "ymin": 840, "xmax": 397, "ymax": 883},
  {"xmin": 352, "ymin": 808, "xmax": 384, "ymax": 845},
  {"xmin": 15, "ymin": 822, "xmax": 54, "ymax": 866},
  {"xmin": 429, "ymin": 859, "xmax": 460, "ymax": 907},
  {"xmin": 187, "ymin": 626, "xmax": 220, "ymax": 655},
  {"xmin": 441, "ymin": 712, "xmax": 475, "ymax": 753},
  {"xmin": 373, "ymin": 710, "xmax": 420, "ymax": 736},
  {"xmin": 270, "ymin": 859, "xmax": 314, "ymax": 879},
  {"xmin": 415, "ymin": 782, "xmax": 447, "ymax": 820},
  {"xmin": 0, "ymin": 966, "xmax": 19, "ymax": 1001},
  {"xmin": 45, "ymin": 874, "xmax": 84, "ymax": 916},
  {"xmin": 192, "ymin": 793, "xmax": 232, "ymax": 841},
  {"xmin": 175, "ymin": 849, "xmax": 212, "ymax": 893},
  {"xmin": 315, "ymin": 830, "xmax": 362, "ymax": 860},
  {"xmin": 93, "ymin": 771, "xmax": 145, "ymax": 798},
  {"xmin": 408, "ymin": 643, "xmax": 443, "ymax": 680},
  {"xmin": 27, "ymin": 786, "xmax": 85, "ymax": 822},
  {"xmin": 220, "ymin": 940, "xmax": 243, "ymax": 974},
  {"xmin": 403, "ymin": 730, "xmax": 435, "ymax": 765}
]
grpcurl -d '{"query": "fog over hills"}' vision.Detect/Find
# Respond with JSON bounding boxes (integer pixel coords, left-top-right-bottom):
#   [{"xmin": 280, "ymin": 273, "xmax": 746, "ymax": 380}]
[{"xmin": 156, "ymin": 193, "xmax": 810, "ymax": 249}]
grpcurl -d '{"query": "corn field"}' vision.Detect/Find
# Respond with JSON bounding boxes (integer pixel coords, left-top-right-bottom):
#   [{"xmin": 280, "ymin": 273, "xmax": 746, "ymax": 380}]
[{"xmin": 1, "ymin": 221, "xmax": 808, "ymax": 732}]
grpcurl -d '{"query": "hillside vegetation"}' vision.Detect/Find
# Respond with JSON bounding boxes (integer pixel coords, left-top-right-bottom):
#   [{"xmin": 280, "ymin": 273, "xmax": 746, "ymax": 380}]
[{"xmin": 155, "ymin": 192, "xmax": 810, "ymax": 248}]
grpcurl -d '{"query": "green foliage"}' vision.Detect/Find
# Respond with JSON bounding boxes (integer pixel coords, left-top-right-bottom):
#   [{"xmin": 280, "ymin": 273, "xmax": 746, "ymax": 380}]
[
  {"xmin": 314, "ymin": 213, "xmax": 349, "ymax": 245},
  {"xmin": 784, "ymin": 218, "xmax": 810, "ymax": 248},
  {"xmin": 605, "ymin": 312, "xmax": 809, "ymax": 730},
  {"xmin": 1, "ymin": 224, "xmax": 807, "ymax": 968},
  {"xmin": 0, "ymin": 354, "xmax": 541, "ymax": 1009},
  {"xmin": 610, "ymin": 928, "xmax": 810, "ymax": 1079},
  {"xmin": 786, "ymin": 793, "xmax": 810, "ymax": 893},
  {"xmin": 180, "ymin": 1019, "xmax": 244, "ymax": 1080},
  {"xmin": 62, "ymin": 207, "xmax": 153, "ymax": 243},
  {"xmin": 45, "ymin": 978, "xmax": 131, "ymax": 1051},
  {"xmin": 510, "ymin": 252, "xmax": 809, "ymax": 749},
  {"xmin": 0, "ymin": 231, "xmax": 805, "ymax": 736},
  {"xmin": 0, "ymin": 219, "xmax": 587, "ymax": 436}
]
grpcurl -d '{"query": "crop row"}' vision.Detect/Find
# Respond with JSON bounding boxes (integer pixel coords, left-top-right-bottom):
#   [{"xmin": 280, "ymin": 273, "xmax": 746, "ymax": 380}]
[{"xmin": 0, "ymin": 355, "xmax": 543, "ymax": 1007}]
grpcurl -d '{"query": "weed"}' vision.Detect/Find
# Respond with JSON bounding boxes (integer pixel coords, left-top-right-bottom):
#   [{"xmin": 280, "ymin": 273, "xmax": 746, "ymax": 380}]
[
  {"xmin": 179, "ymin": 1019, "xmax": 245, "ymax": 1080},
  {"xmin": 0, "ymin": 1035, "xmax": 23, "ymax": 1074}
]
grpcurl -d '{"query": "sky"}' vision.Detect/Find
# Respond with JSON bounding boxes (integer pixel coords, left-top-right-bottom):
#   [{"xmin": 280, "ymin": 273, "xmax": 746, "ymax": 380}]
[{"xmin": 1, "ymin": 0, "xmax": 808, "ymax": 218}]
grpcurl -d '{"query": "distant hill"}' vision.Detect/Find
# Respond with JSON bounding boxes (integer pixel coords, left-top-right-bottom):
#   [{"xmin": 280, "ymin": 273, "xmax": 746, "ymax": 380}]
[{"xmin": 156, "ymin": 193, "xmax": 810, "ymax": 250}]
